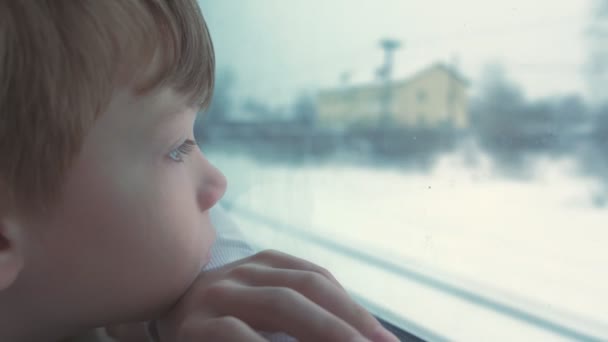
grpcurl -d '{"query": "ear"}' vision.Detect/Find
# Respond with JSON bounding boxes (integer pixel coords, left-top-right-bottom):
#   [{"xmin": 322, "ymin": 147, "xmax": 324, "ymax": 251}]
[{"xmin": 0, "ymin": 218, "xmax": 24, "ymax": 290}]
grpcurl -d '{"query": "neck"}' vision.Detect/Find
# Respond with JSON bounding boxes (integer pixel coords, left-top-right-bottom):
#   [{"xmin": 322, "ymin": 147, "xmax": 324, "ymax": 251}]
[
  {"xmin": 0, "ymin": 311, "xmax": 94, "ymax": 342},
  {"xmin": 0, "ymin": 281, "xmax": 85, "ymax": 342}
]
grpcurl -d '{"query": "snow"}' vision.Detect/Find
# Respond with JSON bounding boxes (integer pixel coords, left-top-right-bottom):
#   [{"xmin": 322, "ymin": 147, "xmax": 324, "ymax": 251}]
[{"xmin": 205, "ymin": 146, "xmax": 608, "ymax": 340}]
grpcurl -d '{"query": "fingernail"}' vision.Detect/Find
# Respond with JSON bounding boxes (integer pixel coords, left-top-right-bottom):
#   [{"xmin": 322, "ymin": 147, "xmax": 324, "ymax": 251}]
[{"xmin": 370, "ymin": 327, "xmax": 400, "ymax": 342}]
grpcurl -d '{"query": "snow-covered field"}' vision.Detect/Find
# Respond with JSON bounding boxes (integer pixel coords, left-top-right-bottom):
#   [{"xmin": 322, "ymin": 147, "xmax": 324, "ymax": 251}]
[{"xmin": 206, "ymin": 145, "xmax": 608, "ymax": 340}]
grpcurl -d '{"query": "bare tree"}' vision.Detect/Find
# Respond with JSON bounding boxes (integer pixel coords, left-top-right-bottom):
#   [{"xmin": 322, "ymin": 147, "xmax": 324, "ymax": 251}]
[
  {"xmin": 292, "ymin": 93, "xmax": 317, "ymax": 126},
  {"xmin": 194, "ymin": 68, "xmax": 236, "ymax": 142},
  {"xmin": 586, "ymin": 0, "xmax": 608, "ymax": 105},
  {"xmin": 471, "ymin": 64, "xmax": 588, "ymax": 174},
  {"xmin": 206, "ymin": 68, "xmax": 236, "ymax": 123}
]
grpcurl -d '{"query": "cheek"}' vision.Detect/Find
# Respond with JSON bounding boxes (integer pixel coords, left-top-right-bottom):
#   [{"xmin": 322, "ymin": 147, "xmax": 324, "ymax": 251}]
[
  {"xmin": 150, "ymin": 171, "xmax": 216, "ymax": 267},
  {"xmin": 40, "ymin": 160, "xmax": 212, "ymax": 319},
  {"xmin": 103, "ymin": 165, "xmax": 209, "ymax": 279}
]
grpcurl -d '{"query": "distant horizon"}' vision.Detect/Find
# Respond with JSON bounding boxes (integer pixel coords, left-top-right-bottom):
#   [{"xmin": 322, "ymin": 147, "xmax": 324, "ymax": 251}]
[{"xmin": 199, "ymin": 0, "xmax": 593, "ymax": 107}]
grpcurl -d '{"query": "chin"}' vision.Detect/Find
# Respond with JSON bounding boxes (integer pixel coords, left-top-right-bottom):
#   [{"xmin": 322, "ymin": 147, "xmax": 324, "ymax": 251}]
[
  {"xmin": 198, "ymin": 235, "xmax": 216, "ymax": 270},
  {"xmin": 198, "ymin": 220, "xmax": 217, "ymax": 267}
]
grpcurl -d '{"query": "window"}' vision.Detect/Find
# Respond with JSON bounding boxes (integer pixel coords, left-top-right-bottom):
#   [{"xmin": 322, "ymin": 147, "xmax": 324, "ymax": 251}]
[
  {"xmin": 368, "ymin": 100, "xmax": 382, "ymax": 115},
  {"xmin": 417, "ymin": 89, "xmax": 428, "ymax": 103},
  {"xmin": 417, "ymin": 112, "xmax": 428, "ymax": 125},
  {"xmin": 198, "ymin": 1, "xmax": 608, "ymax": 340},
  {"xmin": 448, "ymin": 91, "xmax": 458, "ymax": 104}
]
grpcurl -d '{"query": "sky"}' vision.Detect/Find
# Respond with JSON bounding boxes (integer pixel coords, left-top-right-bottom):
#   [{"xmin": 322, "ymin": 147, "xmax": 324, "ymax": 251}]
[{"xmin": 198, "ymin": 0, "xmax": 593, "ymax": 107}]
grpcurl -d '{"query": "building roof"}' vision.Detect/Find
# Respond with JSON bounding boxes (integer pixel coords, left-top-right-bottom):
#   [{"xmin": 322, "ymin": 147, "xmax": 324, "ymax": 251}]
[
  {"xmin": 319, "ymin": 62, "xmax": 470, "ymax": 98},
  {"xmin": 397, "ymin": 62, "xmax": 470, "ymax": 87}
]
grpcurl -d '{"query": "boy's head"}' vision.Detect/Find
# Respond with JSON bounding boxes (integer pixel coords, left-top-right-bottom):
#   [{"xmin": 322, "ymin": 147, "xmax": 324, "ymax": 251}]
[{"xmin": 0, "ymin": 1, "xmax": 226, "ymax": 339}]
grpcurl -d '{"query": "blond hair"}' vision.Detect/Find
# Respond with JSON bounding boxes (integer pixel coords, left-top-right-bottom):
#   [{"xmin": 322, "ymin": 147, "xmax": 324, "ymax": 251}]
[{"xmin": 0, "ymin": 0, "xmax": 215, "ymax": 214}]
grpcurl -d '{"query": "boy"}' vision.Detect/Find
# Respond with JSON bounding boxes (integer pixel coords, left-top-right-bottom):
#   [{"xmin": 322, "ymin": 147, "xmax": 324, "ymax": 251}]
[{"xmin": 0, "ymin": 1, "xmax": 398, "ymax": 341}]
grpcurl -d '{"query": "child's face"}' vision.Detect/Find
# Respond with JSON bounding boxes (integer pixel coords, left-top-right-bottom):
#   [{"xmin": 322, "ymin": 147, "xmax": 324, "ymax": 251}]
[{"xmin": 22, "ymin": 86, "xmax": 226, "ymax": 325}]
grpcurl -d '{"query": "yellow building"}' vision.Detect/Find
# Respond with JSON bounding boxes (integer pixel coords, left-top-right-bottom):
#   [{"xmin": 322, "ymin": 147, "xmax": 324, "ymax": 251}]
[{"xmin": 317, "ymin": 63, "xmax": 469, "ymax": 129}]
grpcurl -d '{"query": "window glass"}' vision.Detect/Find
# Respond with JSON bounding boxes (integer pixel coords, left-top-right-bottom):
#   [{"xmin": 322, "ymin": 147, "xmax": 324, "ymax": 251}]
[{"xmin": 197, "ymin": 1, "xmax": 608, "ymax": 340}]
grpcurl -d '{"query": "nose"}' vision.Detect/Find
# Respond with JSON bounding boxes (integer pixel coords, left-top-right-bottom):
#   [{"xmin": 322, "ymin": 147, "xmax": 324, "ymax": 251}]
[{"xmin": 196, "ymin": 156, "xmax": 227, "ymax": 212}]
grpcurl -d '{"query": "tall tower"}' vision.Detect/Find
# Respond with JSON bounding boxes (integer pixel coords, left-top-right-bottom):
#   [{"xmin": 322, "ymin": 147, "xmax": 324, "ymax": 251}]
[{"xmin": 377, "ymin": 39, "xmax": 402, "ymax": 126}]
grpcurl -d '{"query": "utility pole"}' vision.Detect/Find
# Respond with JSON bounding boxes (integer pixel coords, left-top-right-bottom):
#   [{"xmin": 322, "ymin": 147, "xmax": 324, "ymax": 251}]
[{"xmin": 377, "ymin": 39, "xmax": 401, "ymax": 127}]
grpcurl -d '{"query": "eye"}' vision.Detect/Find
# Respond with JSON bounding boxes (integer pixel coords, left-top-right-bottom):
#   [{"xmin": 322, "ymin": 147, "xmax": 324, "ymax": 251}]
[{"xmin": 168, "ymin": 140, "xmax": 197, "ymax": 162}]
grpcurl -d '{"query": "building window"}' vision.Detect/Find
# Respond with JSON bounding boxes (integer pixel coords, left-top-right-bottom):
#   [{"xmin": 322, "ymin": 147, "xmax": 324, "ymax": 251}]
[
  {"xmin": 368, "ymin": 101, "xmax": 382, "ymax": 114},
  {"xmin": 418, "ymin": 111, "xmax": 427, "ymax": 125},
  {"xmin": 449, "ymin": 91, "xmax": 458, "ymax": 104},
  {"xmin": 417, "ymin": 89, "xmax": 428, "ymax": 103}
]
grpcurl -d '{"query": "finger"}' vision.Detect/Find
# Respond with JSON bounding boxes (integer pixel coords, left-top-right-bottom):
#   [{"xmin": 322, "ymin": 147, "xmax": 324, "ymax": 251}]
[
  {"xmin": 104, "ymin": 323, "xmax": 150, "ymax": 341},
  {"xmin": 205, "ymin": 282, "xmax": 370, "ymax": 342},
  {"xmin": 177, "ymin": 315, "xmax": 266, "ymax": 342},
  {"xmin": 229, "ymin": 264, "xmax": 394, "ymax": 341},
  {"xmin": 252, "ymin": 250, "xmax": 345, "ymax": 290}
]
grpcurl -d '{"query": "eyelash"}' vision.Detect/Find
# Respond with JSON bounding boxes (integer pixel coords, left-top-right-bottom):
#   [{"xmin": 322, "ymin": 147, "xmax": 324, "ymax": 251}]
[{"xmin": 168, "ymin": 139, "xmax": 197, "ymax": 162}]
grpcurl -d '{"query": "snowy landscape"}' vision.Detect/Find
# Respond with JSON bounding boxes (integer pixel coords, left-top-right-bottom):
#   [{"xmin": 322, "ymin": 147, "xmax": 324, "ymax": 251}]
[
  {"xmin": 197, "ymin": 0, "xmax": 608, "ymax": 339},
  {"xmin": 207, "ymin": 144, "xmax": 608, "ymax": 341}
]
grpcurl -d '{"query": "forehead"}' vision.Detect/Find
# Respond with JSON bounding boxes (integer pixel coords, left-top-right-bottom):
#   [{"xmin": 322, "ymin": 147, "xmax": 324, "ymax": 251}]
[{"xmin": 102, "ymin": 86, "xmax": 193, "ymax": 133}]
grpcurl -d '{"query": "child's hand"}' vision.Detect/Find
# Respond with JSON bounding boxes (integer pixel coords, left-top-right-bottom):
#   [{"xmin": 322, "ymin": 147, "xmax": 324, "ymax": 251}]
[
  {"xmin": 104, "ymin": 322, "xmax": 150, "ymax": 342},
  {"xmin": 155, "ymin": 250, "xmax": 399, "ymax": 342}
]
